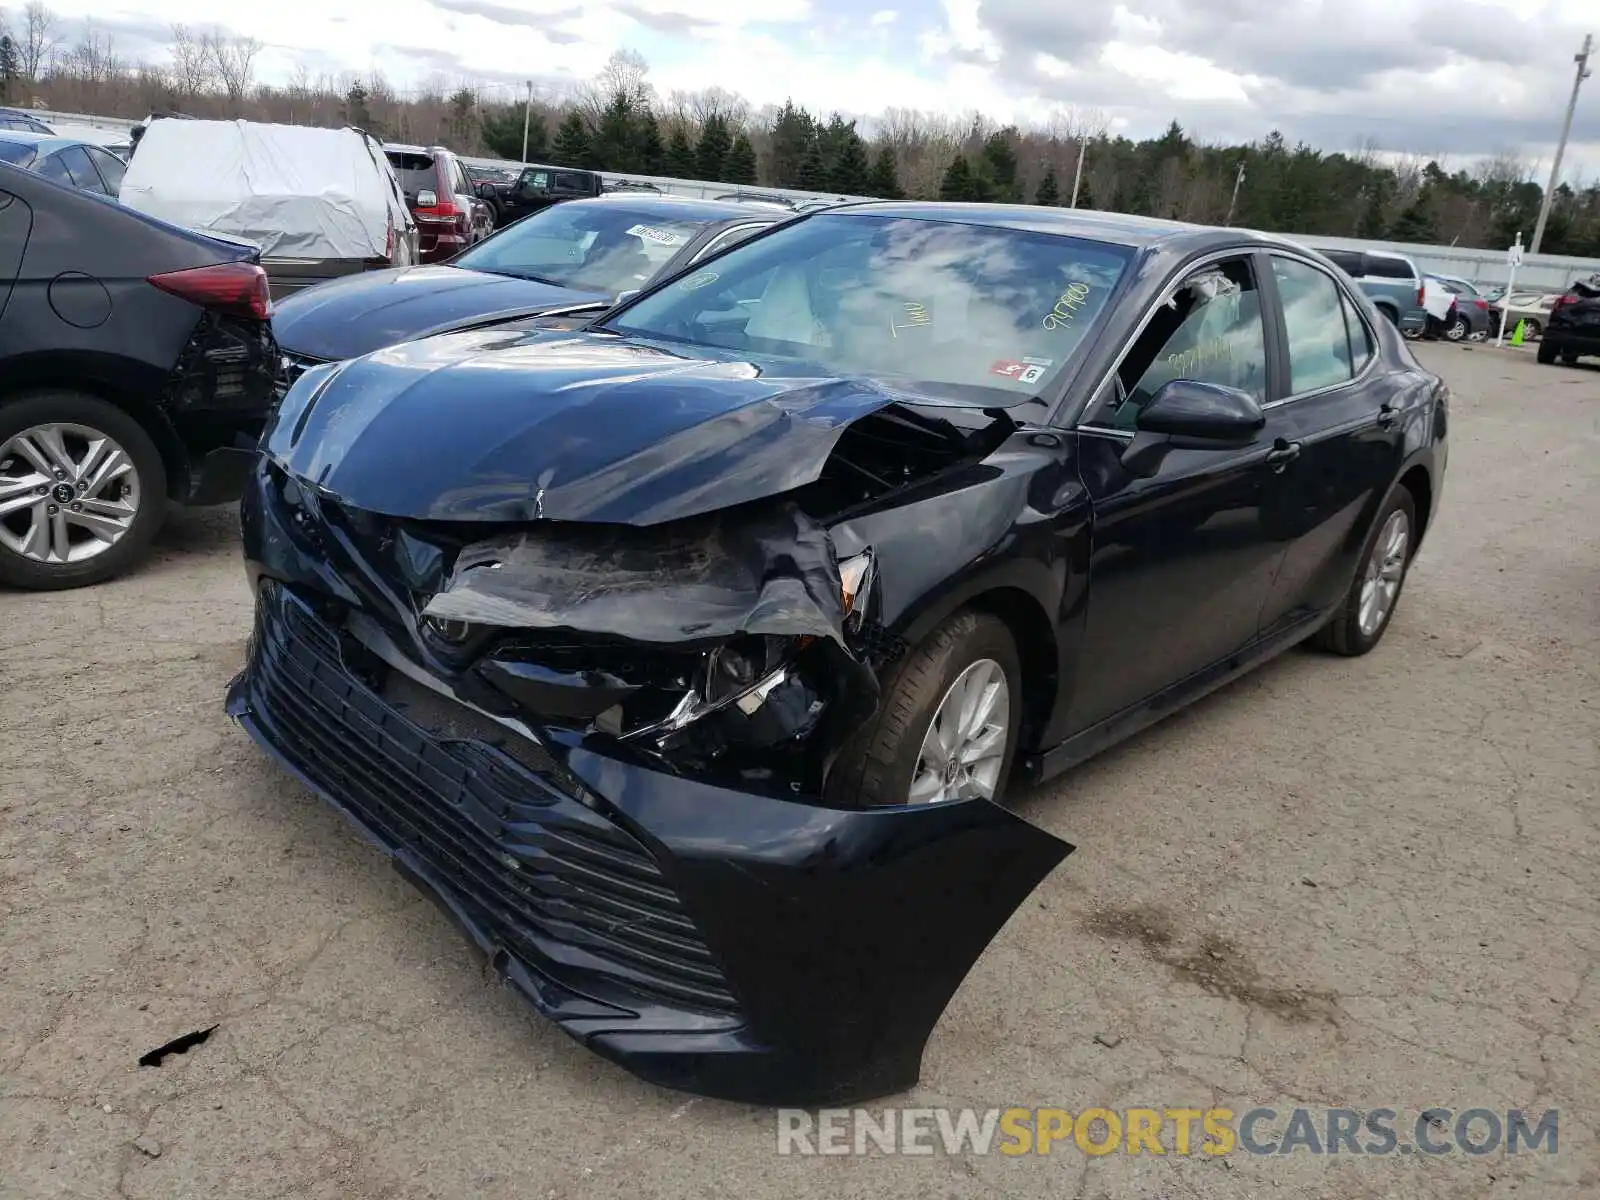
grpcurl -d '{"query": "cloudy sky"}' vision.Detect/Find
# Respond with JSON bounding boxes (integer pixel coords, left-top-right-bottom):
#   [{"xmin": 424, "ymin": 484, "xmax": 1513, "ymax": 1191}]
[{"xmin": 26, "ymin": 0, "xmax": 1600, "ymax": 174}]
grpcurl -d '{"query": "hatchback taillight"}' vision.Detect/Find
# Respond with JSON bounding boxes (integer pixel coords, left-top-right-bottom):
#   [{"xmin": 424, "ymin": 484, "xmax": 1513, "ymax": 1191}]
[
  {"xmin": 148, "ymin": 261, "xmax": 271, "ymax": 320},
  {"xmin": 1473, "ymin": 299, "xmax": 1488, "ymax": 310}
]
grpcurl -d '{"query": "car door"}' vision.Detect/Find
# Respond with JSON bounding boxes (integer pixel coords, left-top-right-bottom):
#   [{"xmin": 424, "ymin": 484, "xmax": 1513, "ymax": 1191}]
[
  {"xmin": 1068, "ymin": 252, "xmax": 1288, "ymax": 732},
  {"xmin": 0, "ymin": 186, "xmax": 32, "ymax": 322},
  {"xmin": 1255, "ymin": 253, "xmax": 1407, "ymax": 638}
]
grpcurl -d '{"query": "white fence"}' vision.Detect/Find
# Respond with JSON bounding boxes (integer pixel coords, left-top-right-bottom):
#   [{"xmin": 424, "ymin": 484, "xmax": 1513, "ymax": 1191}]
[{"xmin": 34, "ymin": 108, "xmax": 1600, "ymax": 289}]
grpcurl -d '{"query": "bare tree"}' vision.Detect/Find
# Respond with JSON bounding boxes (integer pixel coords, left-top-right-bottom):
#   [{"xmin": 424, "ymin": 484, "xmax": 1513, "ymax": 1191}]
[
  {"xmin": 169, "ymin": 24, "xmax": 214, "ymax": 99},
  {"xmin": 597, "ymin": 47, "xmax": 652, "ymax": 107},
  {"xmin": 19, "ymin": 1, "xmax": 55, "ymax": 80},
  {"xmin": 202, "ymin": 30, "xmax": 260, "ymax": 106}
]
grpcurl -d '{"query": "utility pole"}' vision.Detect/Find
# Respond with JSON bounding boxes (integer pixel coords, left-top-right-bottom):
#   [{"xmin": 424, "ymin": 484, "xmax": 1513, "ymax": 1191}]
[
  {"xmin": 520, "ymin": 79, "xmax": 533, "ymax": 164},
  {"xmin": 1531, "ymin": 32, "xmax": 1593, "ymax": 255},
  {"xmin": 1224, "ymin": 162, "xmax": 1246, "ymax": 226},
  {"xmin": 1069, "ymin": 137, "xmax": 1086, "ymax": 208}
]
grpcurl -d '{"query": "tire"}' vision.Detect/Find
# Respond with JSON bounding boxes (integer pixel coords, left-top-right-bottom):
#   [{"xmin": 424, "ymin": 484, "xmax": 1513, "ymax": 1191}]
[
  {"xmin": 0, "ymin": 391, "xmax": 168, "ymax": 591},
  {"xmin": 1376, "ymin": 306, "xmax": 1400, "ymax": 329},
  {"xmin": 1444, "ymin": 314, "xmax": 1469, "ymax": 341},
  {"xmin": 1311, "ymin": 487, "xmax": 1418, "ymax": 657},
  {"xmin": 1537, "ymin": 340, "xmax": 1557, "ymax": 365},
  {"xmin": 825, "ymin": 610, "xmax": 1023, "ymax": 808}
]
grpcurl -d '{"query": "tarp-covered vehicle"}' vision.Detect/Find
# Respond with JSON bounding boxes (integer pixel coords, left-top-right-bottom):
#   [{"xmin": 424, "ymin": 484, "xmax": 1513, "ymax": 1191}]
[{"xmin": 120, "ymin": 120, "xmax": 419, "ymax": 300}]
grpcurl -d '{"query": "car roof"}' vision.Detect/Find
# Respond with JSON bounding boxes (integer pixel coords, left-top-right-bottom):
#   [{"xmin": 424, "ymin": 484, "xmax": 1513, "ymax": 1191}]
[
  {"xmin": 814, "ymin": 200, "xmax": 1275, "ymax": 251},
  {"xmin": 0, "ymin": 131, "xmax": 87, "ymax": 154},
  {"xmin": 571, "ymin": 194, "xmax": 771, "ymax": 222}
]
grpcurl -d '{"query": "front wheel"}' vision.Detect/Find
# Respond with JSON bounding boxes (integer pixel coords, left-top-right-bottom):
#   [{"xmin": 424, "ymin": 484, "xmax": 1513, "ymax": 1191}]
[
  {"xmin": 0, "ymin": 392, "xmax": 168, "ymax": 590},
  {"xmin": 1311, "ymin": 488, "xmax": 1417, "ymax": 656},
  {"xmin": 825, "ymin": 610, "xmax": 1022, "ymax": 808}
]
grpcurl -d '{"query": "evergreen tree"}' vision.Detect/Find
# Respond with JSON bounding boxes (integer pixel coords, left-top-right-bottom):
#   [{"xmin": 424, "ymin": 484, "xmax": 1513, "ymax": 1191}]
[
  {"xmin": 940, "ymin": 155, "xmax": 974, "ymax": 201},
  {"xmin": 447, "ymin": 88, "xmax": 477, "ymax": 154},
  {"xmin": 725, "ymin": 133, "xmax": 758, "ymax": 184},
  {"xmin": 695, "ymin": 113, "xmax": 733, "ymax": 181},
  {"xmin": 1074, "ymin": 176, "xmax": 1095, "ymax": 209},
  {"xmin": 664, "ymin": 124, "xmax": 696, "ymax": 177},
  {"xmin": 1034, "ymin": 167, "xmax": 1060, "ymax": 206},
  {"xmin": 1389, "ymin": 196, "xmax": 1438, "ymax": 243},
  {"xmin": 796, "ymin": 140, "xmax": 826, "ymax": 191},
  {"xmin": 481, "ymin": 106, "xmax": 545, "ymax": 162},
  {"xmin": 767, "ymin": 100, "xmax": 816, "ymax": 187},
  {"xmin": 634, "ymin": 109, "xmax": 665, "ymax": 176},
  {"xmin": 829, "ymin": 128, "xmax": 870, "ymax": 195},
  {"xmin": 551, "ymin": 111, "xmax": 594, "ymax": 169},
  {"xmin": 866, "ymin": 146, "xmax": 903, "ymax": 199},
  {"xmin": 981, "ymin": 129, "xmax": 1022, "ymax": 201},
  {"xmin": 0, "ymin": 36, "xmax": 20, "ymax": 104},
  {"xmin": 342, "ymin": 85, "xmax": 374, "ymax": 136},
  {"xmin": 593, "ymin": 91, "xmax": 639, "ymax": 172}
]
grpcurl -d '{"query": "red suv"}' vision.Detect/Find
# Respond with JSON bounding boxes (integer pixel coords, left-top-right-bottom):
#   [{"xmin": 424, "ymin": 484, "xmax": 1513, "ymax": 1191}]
[{"xmin": 383, "ymin": 144, "xmax": 487, "ymax": 264}]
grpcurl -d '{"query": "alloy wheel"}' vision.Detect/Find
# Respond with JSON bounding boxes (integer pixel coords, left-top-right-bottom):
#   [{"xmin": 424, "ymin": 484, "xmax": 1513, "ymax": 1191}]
[
  {"xmin": 1357, "ymin": 509, "xmax": 1409, "ymax": 638},
  {"xmin": 909, "ymin": 658, "xmax": 1011, "ymax": 804},
  {"xmin": 0, "ymin": 422, "xmax": 142, "ymax": 565},
  {"xmin": 1445, "ymin": 316, "xmax": 1468, "ymax": 341}
]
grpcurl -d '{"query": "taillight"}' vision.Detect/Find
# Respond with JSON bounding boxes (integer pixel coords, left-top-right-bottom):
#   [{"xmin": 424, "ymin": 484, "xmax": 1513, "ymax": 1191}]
[
  {"xmin": 148, "ymin": 261, "xmax": 271, "ymax": 320},
  {"xmin": 1473, "ymin": 299, "xmax": 1488, "ymax": 310},
  {"xmin": 1417, "ymin": 284, "xmax": 1425, "ymax": 305},
  {"xmin": 1551, "ymin": 293, "xmax": 1577, "ymax": 312}
]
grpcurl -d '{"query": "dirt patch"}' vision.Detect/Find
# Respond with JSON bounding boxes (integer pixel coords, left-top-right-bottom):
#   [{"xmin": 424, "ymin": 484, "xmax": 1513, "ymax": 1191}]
[{"xmin": 1081, "ymin": 903, "xmax": 1177, "ymax": 948}]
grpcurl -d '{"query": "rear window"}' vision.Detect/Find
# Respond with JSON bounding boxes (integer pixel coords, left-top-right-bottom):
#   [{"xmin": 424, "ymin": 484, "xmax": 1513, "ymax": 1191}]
[
  {"xmin": 1318, "ymin": 250, "xmax": 1363, "ymax": 275},
  {"xmin": 0, "ymin": 141, "xmax": 36, "ymax": 167},
  {"xmin": 1365, "ymin": 255, "xmax": 1416, "ymax": 281},
  {"xmin": 386, "ymin": 151, "xmax": 439, "ymax": 200}
]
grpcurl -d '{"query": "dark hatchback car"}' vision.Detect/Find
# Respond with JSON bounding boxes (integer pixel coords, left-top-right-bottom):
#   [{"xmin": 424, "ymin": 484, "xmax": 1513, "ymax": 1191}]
[
  {"xmin": 227, "ymin": 203, "xmax": 1447, "ymax": 1103},
  {"xmin": 1538, "ymin": 274, "xmax": 1600, "ymax": 365},
  {"xmin": 271, "ymin": 195, "xmax": 782, "ymax": 381},
  {"xmin": 0, "ymin": 132, "xmax": 128, "ymax": 197},
  {"xmin": 0, "ymin": 163, "xmax": 278, "ymax": 589}
]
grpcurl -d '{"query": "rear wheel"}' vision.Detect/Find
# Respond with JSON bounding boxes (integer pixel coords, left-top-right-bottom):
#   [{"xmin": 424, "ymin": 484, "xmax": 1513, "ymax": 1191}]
[
  {"xmin": 1312, "ymin": 488, "xmax": 1417, "ymax": 657},
  {"xmin": 826, "ymin": 610, "xmax": 1022, "ymax": 808},
  {"xmin": 0, "ymin": 392, "xmax": 167, "ymax": 590},
  {"xmin": 1444, "ymin": 313, "xmax": 1469, "ymax": 341},
  {"xmin": 1537, "ymin": 340, "xmax": 1558, "ymax": 364}
]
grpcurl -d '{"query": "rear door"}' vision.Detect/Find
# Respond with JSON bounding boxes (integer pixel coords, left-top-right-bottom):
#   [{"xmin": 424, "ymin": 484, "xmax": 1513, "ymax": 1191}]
[
  {"xmin": 1255, "ymin": 252, "xmax": 1406, "ymax": 637},
  {"xmin": 0, "ymin": 186, "xmax": 33, "ymax": 322}
]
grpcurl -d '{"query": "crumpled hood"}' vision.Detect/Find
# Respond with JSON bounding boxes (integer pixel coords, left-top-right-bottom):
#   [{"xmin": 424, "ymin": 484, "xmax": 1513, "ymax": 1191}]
[
  {"xmin": 264, "ymin": 327, "xmax": 934, "ymax": 524},
  {"xmin": 270, "ymin": 266, "xmax": 606, "ymax": 361}
]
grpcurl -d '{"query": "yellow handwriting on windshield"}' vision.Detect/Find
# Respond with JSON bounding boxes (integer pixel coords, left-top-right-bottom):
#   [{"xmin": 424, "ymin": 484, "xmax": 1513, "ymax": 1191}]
[
  {"xmin": 890, "ymin": 301, "xmax": 932, "ymax": 338},
  {"xmin": 1042, "ymin": 282, "xmax": 1092, "ymax": 331}
]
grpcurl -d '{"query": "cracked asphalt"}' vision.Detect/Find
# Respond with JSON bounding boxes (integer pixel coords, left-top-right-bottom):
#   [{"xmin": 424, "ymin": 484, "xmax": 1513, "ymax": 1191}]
[{"xmin": 2, "ymin": 343, "xmax": 1597, "ymax": 1199}]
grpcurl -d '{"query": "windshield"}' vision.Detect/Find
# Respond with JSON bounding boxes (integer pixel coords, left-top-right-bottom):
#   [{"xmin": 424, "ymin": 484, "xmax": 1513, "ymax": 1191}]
[
  {"xmin": 0, "ymin": 141, "xmax": 38, "ymax": 167},
  {"xmin": 605, "ymin": 214, "xmax": 1132, "ymax": 397},
  {"xmin": 455, "ymin": 203, "xmax": 709, "ymax": 295}
]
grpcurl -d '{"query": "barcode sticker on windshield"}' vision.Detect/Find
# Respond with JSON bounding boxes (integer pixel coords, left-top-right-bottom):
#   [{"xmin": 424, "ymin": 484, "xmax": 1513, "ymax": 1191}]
[{"xmin": 626, "ymin": 223, "xmax": 687, "ymax": 246}]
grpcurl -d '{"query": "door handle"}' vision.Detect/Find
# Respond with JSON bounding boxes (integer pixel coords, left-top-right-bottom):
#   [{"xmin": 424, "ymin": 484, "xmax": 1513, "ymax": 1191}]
[
  {"xmin": 1376, "ymin": 404, "xmax": 1399, "ymax": 429},
  {"xmin": 1264, "ymin": 439, "xmax": 1302, "ymax": 470}
]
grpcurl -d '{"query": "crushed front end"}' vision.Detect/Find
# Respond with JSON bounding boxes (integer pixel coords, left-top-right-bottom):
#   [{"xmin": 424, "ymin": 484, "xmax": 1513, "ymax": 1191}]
[{"xmin": 225, "ymin": 339, "xmax": 1072, "ymax": 1104}]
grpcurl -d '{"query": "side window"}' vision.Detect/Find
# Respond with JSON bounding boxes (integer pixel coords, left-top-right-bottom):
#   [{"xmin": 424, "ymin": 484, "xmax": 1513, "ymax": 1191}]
[
  {"xmin": 692, "ymin": 224, "xmax": 766, "ymax": 262},
  {"xmin": 1272, "ymin": 257, "xmax": 1355, "ymax": 394},
  {"xmin": 35, "ymin": 151, "xmax": 73, "ymax": 186},
  {"xmin": 58, "ymin": 147, "xmax": 104, "ymax": 193},
  {"xmin": 86, "ymin": 147, "xmax": 126, "ymax": 195},
  {"xmin": 522, "ymin": 170, "xmax": 549, "ymax": 190},
  {"xmin": 1099, "ymin": 257, "xmax": 1267, "ymax": 430},
  {"xmin": 1341, "ymin": 292, "xmax": 1375, "ymax": 373}
]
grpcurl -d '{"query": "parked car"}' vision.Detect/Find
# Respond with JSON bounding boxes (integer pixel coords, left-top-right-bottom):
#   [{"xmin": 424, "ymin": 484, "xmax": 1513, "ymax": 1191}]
[
  {"xmin": 492, "ymin": 163, "xmax": 604, "ymax": 225},
  {"xmin": 0, "ymin": 132, "xmax": 127, "ymax": 197},
  {"xmin": 1491, "ymin": 289, "xmax": 1560, "ymax": 339},
  {"xmin": 1313, "ymin": 247, "xmax": 1427, "ymax": 334},
  {"xmin": 0, "ymin": 107, "xmax": 54, "ymax": 134},
  {"xmin": 120, "ymin": 119, "xmax": 418, "ymax": 300},
  {"xmin": 1429, "ymin": 274, "xmax": 1492, "ymax": 341},
  {"xmin": 271, "ymin": 195, "xmax": 784, "ymax": 380},
  {"xmin": 0, "ymin": 162, "xmax": 278, "ymax": 590},
  {"xmin": 383, "ymin": 143, "xmax": 490, "ymax": 263},
  {"xmin": 228, "ymin": 203, "xmax": 1446, "ymax": 1104},
  {"xmin": 1537, "ymin": 274, "xmax": 1600, "ymax": 365}
]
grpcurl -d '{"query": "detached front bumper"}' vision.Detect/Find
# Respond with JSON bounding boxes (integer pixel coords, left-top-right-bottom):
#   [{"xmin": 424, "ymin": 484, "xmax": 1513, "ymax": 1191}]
[{"xmin": 227, "ymin": 577, "xmax": 1071, "ymax": 1106}]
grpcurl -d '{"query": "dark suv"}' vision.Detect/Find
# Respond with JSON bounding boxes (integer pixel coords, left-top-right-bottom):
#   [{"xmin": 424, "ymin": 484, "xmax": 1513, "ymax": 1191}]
[
  {"xmin": 493, "ymin": 163, "xmax": 604, "ymax": 226},
  {"xmin": 383, "ymin": 144, "xmax": 489, "ymax": 264},
  {"xmin": 1538, "ymin": 274, "xmax": 1600, "ymax": 366}
]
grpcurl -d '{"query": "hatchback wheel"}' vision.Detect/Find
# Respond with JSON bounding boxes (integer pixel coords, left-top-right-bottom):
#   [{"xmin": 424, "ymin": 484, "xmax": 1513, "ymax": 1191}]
[
  {"xmin": 1444, "ymin": 314, "xmax": 1469, "ymax": 341},
  {"xmin": 1312, "ymin": 488, "xmax": 1417, "ymax": 656},
  {"xmin": 826, "ymin": 610, "xmax": 1022, "ymax": 807},
  {"xmin": 0, "ymin": 392, "xmax": 167, "ymax": 590}
]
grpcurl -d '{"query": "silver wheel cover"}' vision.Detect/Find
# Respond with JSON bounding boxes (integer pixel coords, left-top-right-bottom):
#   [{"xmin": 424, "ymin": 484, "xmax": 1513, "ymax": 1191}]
[
  {"xmin": 1358, "ymin": 509, "xmax": 1410, "ymax": 638},
  {"xmin": 909, "ymin": 658, "xmax": 1011, "ymax": 804},
  {"xmin": 0, "ymin": 422, "xmax": 142, "ymax": 565}
]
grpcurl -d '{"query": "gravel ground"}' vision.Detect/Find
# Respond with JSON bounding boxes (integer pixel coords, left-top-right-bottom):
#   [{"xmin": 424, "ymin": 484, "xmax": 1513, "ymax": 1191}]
[{"xmin": 2, "ymin": 343, "xmax": 1596, "ymax": 1200}]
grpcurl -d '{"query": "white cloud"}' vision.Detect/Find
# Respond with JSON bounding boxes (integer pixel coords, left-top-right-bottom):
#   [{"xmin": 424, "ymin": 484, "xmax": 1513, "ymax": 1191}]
[{"xmin": 869, "ymin": 9, "xmax": 898, "ymax": 26}]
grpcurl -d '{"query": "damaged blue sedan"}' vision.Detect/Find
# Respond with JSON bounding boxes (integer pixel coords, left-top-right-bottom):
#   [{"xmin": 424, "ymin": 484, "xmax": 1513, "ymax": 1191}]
[{"xmin": 227, "ymin": 202, "xmax": 1447, "ymax": 1104}]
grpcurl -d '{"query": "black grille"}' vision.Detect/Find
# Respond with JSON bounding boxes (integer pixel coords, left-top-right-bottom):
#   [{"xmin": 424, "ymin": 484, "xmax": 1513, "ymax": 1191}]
[{"xmin": 244, "ymin": 582, "xmax": 739, "ymax": 1015}]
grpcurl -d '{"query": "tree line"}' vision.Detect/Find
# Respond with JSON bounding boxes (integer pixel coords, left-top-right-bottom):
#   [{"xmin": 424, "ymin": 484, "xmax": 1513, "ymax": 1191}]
[{"xmin": 2, "ymin": 8, "xmax": 1598, "ymax": 258}]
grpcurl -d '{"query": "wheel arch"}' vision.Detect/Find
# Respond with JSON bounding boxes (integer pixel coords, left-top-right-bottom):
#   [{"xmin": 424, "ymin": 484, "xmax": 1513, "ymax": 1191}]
[{"xmin": 0, "ymin": 352, "xmax": 188, "ymax": 499}]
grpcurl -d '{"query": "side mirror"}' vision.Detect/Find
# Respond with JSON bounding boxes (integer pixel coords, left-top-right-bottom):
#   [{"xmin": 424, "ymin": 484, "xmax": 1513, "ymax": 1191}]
[{"xmin": 1121, "ymin": 380, "xmax": 1264, "ymax": 478}]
